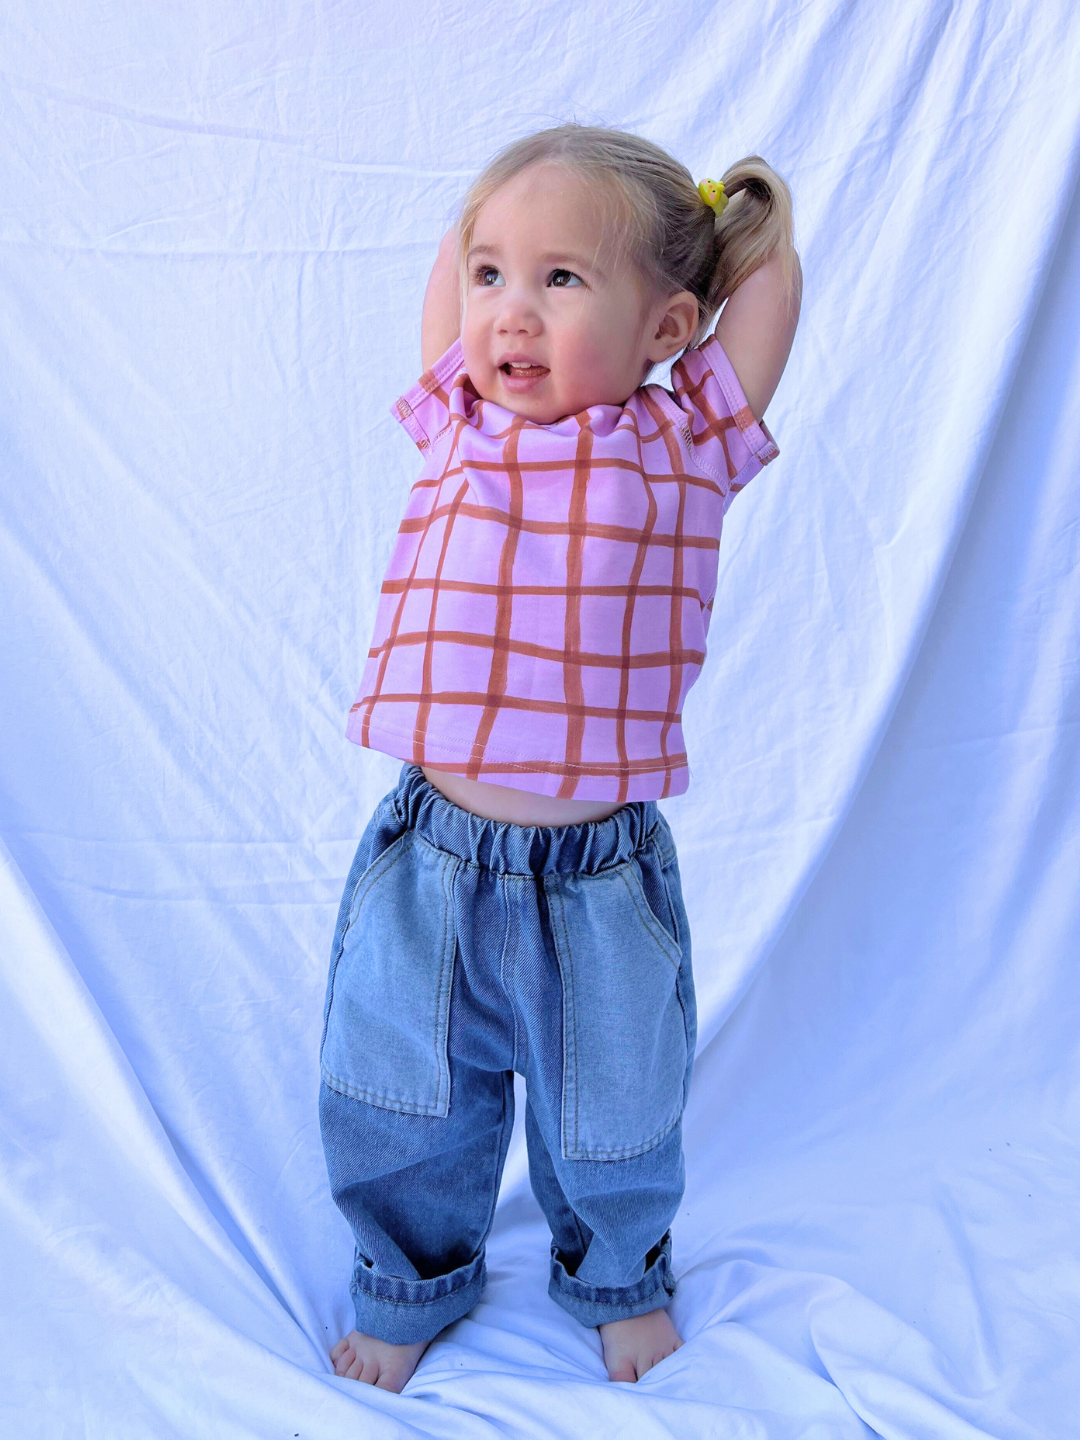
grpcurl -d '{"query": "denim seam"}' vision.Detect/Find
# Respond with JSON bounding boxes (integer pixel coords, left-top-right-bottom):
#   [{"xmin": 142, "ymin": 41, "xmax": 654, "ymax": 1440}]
[
  {"xmin": 552, "ymin": 1267, "xmax": 671, "ymax": 1304},
  {"xmin": 658, "ymin": 860, "xmax": 682, "ymax": 950},
  {"xmin": 660, "ymin": 859, "xmax": 694, "ymax": 1104},
  {"xmin": 319, "ymin": 831, "xmax": 413, "ymax": 1066},
  {"xmin": 351, "ymin": 1253, "xmax": 485, "ymax": 1306},
  {"xmin": 548, "ymin": 1233, "xmax": 676, "ymax": 1313},
  {"xmin": 548, "ymin": 864, "xmax": 687, "ymax": 1163},
  {"xmin": 433, "ymin": 850, "xmax": 457, "ymax": 1112},
  {"xmin": 568, "ymin": 1116, "xmax": 682, "ymax": 1163},
  {"xmin": 321, "ymin": 839, "xmax": 457, "ymax": 1117},
  {"xmin": 615, "ymin": 864, "xmax": 681, "ymax": 970},
  {"xmin": 321, "ymin": 1076, "xmax": 448, "ymax": 1114},
  {"xmin": 346, "ymin": 831, "xmax": 412, "ymax": 927},
  {"xmin": 350, "ymin": 1284, "xmax": 481, "ymax": 1307},
  {"xmin": 320, "ymin": 803, "xmax": 398, "ymax": 1058},
  {"xmin": 549, "ymin": 1281, "xmax": 674, "ymax": 1317},
  {"xmin": 648, "ymin": 818, "xmax": 676, "ymax": 869},
  {"xmin": 474, "ymin": 1070, "xmax": 515, "ymax": 1254},
  {"xmin": 545, "ymin": 881, "xmax": 579, "ymax": 1161},
  {"xmin": 499, "ymin": 875, "xmax": 527, "ymax": 1074}
]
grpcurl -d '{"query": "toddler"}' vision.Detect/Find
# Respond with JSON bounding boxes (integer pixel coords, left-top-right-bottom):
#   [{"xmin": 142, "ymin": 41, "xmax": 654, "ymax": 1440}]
[{"xmin": 320, "ymin": 124, "xmax": 800, "ymax": 1391}]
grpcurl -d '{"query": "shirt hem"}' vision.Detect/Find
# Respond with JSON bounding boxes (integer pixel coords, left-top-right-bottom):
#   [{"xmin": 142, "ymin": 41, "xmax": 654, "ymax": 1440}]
[{"xmin": 345, "ymin": 715, "xmax": 690, "ymax": 802}]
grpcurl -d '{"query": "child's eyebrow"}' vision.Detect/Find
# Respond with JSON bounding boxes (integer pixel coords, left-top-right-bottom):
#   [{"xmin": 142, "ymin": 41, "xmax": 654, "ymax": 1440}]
[
  {"xmin": 467, "ymin": 243, "xmax": 607, "ymax": 280},
  {"xmin": 538, "ymin": 250, "xmax": 606, "ymax": 278}
]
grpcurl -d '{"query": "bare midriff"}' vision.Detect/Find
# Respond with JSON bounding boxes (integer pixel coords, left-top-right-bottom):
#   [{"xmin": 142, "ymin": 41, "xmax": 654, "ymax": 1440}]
[{"xmin": 422, "ymin": 767, "xmax": 623, "ymax": 826}]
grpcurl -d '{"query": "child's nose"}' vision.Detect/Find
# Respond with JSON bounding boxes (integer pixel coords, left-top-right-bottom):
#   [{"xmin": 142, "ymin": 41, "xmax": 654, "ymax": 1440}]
[{"xmin": 496, "ymin": 287, "xmax": 541, "ymax": 336}]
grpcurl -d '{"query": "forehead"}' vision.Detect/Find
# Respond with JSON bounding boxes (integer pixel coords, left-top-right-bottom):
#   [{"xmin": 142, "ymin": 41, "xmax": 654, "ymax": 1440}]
[{"xmin": 471, "ymin": 164, "xmax": 619, "ymax": 260}]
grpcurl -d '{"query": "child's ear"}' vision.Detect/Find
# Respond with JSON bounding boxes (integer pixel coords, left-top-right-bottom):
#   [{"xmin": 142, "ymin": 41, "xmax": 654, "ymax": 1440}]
[{"xmin": 647, "ymin": 290, "xmax": 699, "ymax": 362}]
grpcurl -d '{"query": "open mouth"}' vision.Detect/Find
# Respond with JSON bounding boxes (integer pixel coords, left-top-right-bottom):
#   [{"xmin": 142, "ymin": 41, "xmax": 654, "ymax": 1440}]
[{"xmin": 500, "ymin": 362, "xmax": 549, "ymax": 379}]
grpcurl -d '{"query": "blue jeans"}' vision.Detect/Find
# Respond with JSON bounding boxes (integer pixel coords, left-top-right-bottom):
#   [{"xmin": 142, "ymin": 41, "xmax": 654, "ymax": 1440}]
[{"xmin": 319, "ymin": 766, "xmax": 696, "ymax": 1345}]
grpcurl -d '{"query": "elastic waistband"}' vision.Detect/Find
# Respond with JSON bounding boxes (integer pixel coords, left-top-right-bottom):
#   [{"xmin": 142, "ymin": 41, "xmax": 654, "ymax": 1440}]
[{"xmin": 389, "ymin": 765, "xmax": 671, "ymax": 877}]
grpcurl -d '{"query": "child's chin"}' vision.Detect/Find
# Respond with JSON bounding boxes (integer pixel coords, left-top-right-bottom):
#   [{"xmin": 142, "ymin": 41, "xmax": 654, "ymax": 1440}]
[{"xmin": 491, "ymin": 387, "xmax": 567, "ymax": 425}]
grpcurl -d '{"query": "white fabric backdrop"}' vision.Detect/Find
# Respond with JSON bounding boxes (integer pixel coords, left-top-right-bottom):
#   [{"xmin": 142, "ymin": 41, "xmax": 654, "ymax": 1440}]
[{"xmin": 2, "ymin": 2, "xmax": 1079, "ymax": 1435}]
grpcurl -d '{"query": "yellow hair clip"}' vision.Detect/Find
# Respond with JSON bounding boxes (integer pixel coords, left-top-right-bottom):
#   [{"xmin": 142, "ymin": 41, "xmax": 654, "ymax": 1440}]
[{"xmin": 698, "ymin": 178, "xmax": 728, "ymax": 216}]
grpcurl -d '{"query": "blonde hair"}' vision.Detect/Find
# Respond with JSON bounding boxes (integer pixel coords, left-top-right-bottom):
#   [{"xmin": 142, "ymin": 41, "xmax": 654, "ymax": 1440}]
[{"xmin": 458, "ymin": 124, "xmax": 795, "ymax": 346}]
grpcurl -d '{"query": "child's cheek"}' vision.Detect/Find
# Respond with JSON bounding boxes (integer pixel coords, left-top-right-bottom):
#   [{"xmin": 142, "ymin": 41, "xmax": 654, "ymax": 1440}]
[
  {"xmin": 571, "ymin": 330, "xmax": 623, "ymax": 399},
  {"xmin": 561, "ymin": 314, "xmax": 608, "ymax": 373},
  {"xmin": 460, "ymin": 328, "xmax": 495, "ymax": 388}
]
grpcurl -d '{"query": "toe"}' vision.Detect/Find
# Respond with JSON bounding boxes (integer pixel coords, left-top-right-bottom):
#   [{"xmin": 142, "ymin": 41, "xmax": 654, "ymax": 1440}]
[
  {"xmin": 609, "ymin": 1360, "xmax": 638, "ymax": 1383},
  {"xmin": 332, "ymin": 1346, "xmax": 356, "ymax": 1377}
]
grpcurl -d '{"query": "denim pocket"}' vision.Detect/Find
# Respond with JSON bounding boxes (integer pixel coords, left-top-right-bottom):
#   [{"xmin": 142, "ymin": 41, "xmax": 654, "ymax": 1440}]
[
  {"xmin": 321, "ymin": 831, "xmax": 459, "ymax": 1117},
  {"xmin": 545, "ymin": 855, "xmax": 689, "ymax": 1161}
]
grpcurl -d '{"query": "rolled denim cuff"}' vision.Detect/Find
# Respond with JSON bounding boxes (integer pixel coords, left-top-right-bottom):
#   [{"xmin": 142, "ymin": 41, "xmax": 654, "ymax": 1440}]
[
  {"xmin": 350, "ymin": 1249, "xmax": 486, "ymax": 1345},
  {"xmin": 547, "ymin": 1232, "xmax": 676, "ymax": 1328}
]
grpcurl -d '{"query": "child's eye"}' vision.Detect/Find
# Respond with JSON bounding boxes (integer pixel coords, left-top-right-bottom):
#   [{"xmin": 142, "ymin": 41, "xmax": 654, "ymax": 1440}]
[
  {"xmin": 473, "ymin": 265, "xmax": 504, "ymax": 287},
  {"xmin": 549, "ymin": 269, "xmax": 583, "ymax": 288}
]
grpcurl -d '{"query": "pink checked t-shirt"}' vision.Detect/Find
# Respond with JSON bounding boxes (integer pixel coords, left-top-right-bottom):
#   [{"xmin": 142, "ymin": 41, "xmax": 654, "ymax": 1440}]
[{"xmin": 347, "ymin": 336, "xmax": 778, "ymax": 801}]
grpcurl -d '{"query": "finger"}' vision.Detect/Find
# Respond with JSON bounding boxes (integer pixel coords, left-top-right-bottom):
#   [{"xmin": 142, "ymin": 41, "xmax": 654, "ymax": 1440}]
[
  {"xmin": 343, "ymin": 1352, "xmax": 365, "ymax": 1381},
  {"xmin": 330, "ymin": 1337, "xmax": 350, "ymax": 1362},
  {"xmin": 609, "ymin": 1359, "xmax": 638, "ymax": 1383},
  {"xmin": 358, "ymin": 1359, "xmax": 381, "ymax": 1387}
]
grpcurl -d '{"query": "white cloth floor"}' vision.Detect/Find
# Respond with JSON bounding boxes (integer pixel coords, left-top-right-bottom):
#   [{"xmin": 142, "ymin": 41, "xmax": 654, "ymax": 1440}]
[{"xmin": 2, "ymin": 2, "xmax": 1079, "ymax": 1435}]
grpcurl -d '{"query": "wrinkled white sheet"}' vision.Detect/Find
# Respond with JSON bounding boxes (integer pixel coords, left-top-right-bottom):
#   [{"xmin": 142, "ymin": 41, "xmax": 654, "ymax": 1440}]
[{"xmin": 2, "ymin": 2, "xmax": 1079, "ymax": 1435}]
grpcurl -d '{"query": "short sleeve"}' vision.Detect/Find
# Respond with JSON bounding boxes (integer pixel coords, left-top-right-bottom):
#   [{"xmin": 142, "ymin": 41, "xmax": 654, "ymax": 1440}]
[
  {"xmin": 390, "ymin": 339, "xmax": 465, "ymax": 453},
  {"xmin": 669, "ymin": 334, "xmax": 779, "ymax": 495}
]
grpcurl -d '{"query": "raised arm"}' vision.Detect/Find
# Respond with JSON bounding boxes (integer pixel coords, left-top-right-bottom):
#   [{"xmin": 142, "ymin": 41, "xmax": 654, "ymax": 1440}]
[
  {"xmin": 712, "ymin": 249, "xmax": 802, "ymax": 421},
  {"xmin": 420, "ymin": 228, "xmax": 462, "ymax": 372}
]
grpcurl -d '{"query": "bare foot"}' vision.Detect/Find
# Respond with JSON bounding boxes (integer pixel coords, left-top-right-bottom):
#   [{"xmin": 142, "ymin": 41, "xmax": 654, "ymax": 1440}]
[
  {"xmin": 598, "ymin": 1309, "xmax": 683, "ymax": 1382},
  {"xmin": 330, "ymin": 1329, "xmax": 431, "ymax": 1392}
]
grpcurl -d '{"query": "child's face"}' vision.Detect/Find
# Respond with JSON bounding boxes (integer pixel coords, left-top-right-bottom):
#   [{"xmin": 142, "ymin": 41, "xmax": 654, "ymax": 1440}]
[{"xmin": 461, "ymin": 165, "xmax": 679, "ymax": 424}]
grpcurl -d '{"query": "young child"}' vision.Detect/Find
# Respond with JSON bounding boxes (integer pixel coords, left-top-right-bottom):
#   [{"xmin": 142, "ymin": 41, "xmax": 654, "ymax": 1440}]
[{"xmin": 320, "ymin": 124, "xmax": 800, "ymax": 1392}]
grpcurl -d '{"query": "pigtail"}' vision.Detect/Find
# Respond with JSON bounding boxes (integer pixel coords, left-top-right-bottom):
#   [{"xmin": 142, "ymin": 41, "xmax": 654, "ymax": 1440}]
[{"xmin": 708, "ymin": 156, "xmax": 796, "ymax": 310}]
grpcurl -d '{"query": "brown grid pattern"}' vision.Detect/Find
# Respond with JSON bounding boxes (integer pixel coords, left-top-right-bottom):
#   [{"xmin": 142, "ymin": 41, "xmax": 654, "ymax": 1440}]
[{"xmin": 348, "ymin": 336, "xmax": 779, "ymax": 802}]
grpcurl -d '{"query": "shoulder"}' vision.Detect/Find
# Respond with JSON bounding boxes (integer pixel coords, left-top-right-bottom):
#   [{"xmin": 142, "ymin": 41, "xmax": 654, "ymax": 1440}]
[
  {"xmin": 667, "ymin": 335, "xmax": 779, "ymax": 491},
  {"xmin": 672, "ymin": 335, "xmax": 757, "ymax": 428},
  {"xmin": 391, "ymin": 339, "xmax": 466, "ymax": 452}
]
